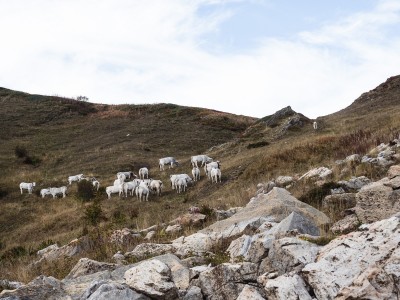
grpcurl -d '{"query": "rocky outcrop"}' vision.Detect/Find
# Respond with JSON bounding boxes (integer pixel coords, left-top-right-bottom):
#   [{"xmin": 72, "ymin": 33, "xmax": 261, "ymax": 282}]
[
  {"xmin": 303, "ymin": 214, "xmax": 400, "ymax": 299},
  {"xmin": 330, "ymin": 214, "xmax": 360, "ymax": 234}
]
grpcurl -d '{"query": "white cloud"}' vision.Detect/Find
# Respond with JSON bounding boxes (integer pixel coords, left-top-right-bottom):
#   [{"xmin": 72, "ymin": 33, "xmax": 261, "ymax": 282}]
[{"xmin": 0, "ymin": 0, "xmax": 399, "ymax": 119}]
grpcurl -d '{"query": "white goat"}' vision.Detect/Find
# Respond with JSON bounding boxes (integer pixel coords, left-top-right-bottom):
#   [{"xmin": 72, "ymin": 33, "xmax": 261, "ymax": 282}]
[
  {"xmin": 313, "ymin": 121, "xmax": 318, "ymax": 130},
  {"xmin": 159, "ymin": 157, "xmax": 179, "ymax": 170},
  {"xmin": 170, "ymin": 174, "xmax": 192, "ymax": 190},
  {"xmin": 68, "ymin": 174, "xmax": 84, "ymax": 185},
  {"xmin": 205, "ymin": 161, "xmax": 221, "ymax": 178},
  {"xmin": 40, "ymin": 188, "xmax": 51, "ymax": 198},
  {"xmin": 117, "ymin": 173, "xmax": 127, "ymax": 182},
  {"xmin": 123, "ymin": 180, "xmax": 140, "ymax": 197},
  {"xmin": 92, "ymin": 180, "xmax": 100, "ymax": 191},
  {"xmin": 137, "ymin": 181, "xmax": 150, "ymax": 202},
  {"xmin": 49, "ymin": 186, "xmax": 67, "ymax": 198},
  {"xmin": 210, "ymin": 168, "xmax": 222, "ymax": 183},
  {"xmin": 106, "ymin": 184, "xmax": 123, "ymax": 199},
  {"xmin": 191, "ymin": 155, "xmax": 213, "ymax": 167},
  {"xmin": 192, "ymin": 166, "xmax": 200, "ymax": 181},
  {"xmin": 117, "ymin": 171, "xmax": 136, "ymax": 179},
  {"xmin": 175, "ymin": 177, "xmax": 187, "ymax": 193},
  {"xmin": 19, "ymin": 182, "xmax": 36, "ymax": 194},
  {"xmin": 139, "ymin": 167, "xmax": 149, "ymax": 179},
  {"xmin": 150, "ymin": 180, "xmax": 163, "ymax": 196}
]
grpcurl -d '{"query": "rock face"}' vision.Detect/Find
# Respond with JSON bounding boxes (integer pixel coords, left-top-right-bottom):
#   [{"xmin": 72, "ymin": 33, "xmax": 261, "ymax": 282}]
[
  {"xmin": 124, "ymin": 259, "xmax": 178, "ymax": 300},
  {"xmin": 330, "ymin": 214, "xmax": 360, "ymax": 234},
  {"xmin": 65, "ymin": 258, "xmax": 118, "ymax": 279},
  {"xmin": 355, "ymin": 179, "xmax": 400, "ymax": 223},
  {"xmin": 172, "ymin": 233, "xmax": 215, "ymax": 257},
  {"xmin": 236, "ymin": 284, "xmax": 266, "ymax": 300},
  {"xmin": 303, "ymin": 214, "xmax": 400, "ymax": 299}
]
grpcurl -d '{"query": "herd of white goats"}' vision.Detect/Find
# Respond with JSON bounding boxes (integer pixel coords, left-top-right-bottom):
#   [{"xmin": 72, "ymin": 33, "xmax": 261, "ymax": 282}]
[{"xmin": 18, "ymin": 155, "xmax": 222, "ymax": 201}]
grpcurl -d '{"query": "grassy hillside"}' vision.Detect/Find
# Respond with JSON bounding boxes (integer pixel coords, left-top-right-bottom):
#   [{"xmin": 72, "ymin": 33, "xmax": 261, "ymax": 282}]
[{"xmin": 1, "ymin": 74, "xmax": 400, "ymax": 281}]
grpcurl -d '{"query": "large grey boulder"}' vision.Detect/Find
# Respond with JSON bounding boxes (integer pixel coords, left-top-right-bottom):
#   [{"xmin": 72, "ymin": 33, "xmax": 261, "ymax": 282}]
[
  {"xmin": 387, "ymin": 165, "xmax": 400, "ymax": 178},
  {"xmin": 124, "ymin": 259, "xmax": 178, "ymax": 300},
  {"xmin": 198, "ymin": 262, "xmax": 259, "ymax": 300},
  {"xmin": 303, "ymin": 214, "xmax": 400, "ymax": 299},
  {"xmin": 263, "ymin": 274, "xmax": 312, "ymax": 300},
  {"xmin": 322, "ymin": 193, "xmax": 356, "ymax": 211},
  {"xmin": 65, "ymin": 258, "xmax": 118, "ymax": 280},
  {"xmin": 0, "ymin": 276, "xmax": 69, "ymax": 300},
  {"xmin": 202, "ymin": 188, "xmax": 329, "ymax": 239},
  {"xmin": 82, "ymin": 280, "xmax": 149, "ymax": 300},
  {"xmin": 355, "ymin": 179, "xmax": 400, "ymax": 223}
]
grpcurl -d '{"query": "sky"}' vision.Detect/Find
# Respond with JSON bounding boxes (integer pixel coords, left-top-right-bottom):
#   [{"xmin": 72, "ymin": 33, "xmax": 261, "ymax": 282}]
[{"xmin": 0, "ymin": 0, "xmax": 400, "ymax": 119}]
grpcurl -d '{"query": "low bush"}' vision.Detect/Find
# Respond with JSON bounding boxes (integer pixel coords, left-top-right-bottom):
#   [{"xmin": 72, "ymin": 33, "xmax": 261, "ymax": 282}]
[{"xmin": 77, "ymin": 180, "xmax": 95, "ymax": 202}]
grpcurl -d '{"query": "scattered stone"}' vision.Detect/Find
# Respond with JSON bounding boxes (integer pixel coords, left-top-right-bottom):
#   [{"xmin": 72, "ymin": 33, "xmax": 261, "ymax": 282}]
[
  {"xmin": 144, "ymin": 230, "xmax": 156, "ymax": 240},
  {"xmin": 387, "ymin": 165, "xmax": 400, "ymax": 179},
  {"xmin": 109, "ymin": 228, "xmax": 141, "ymax": 246},
  {"xmin": 264, "ymin": 274, "xmax": 313, "ymax": 300},
  {"xmin": 124, "ymin": 259, "xmax": 178, "ymax": 300},
  {"xmin": 183, "ymin": 286, "xmax": 203, "ymax": 300},
  {"xmin": 236, "ymin": 284, "xmax": 266, "ymax": 300},
  {"xmin": 338, "ymin": 176, "xmax": 371, "ymax": 191},
  {"xmin": 331, "ymin": 187, "xmax": 345, "ymax": 194},
  {"xmin": 330, "ymin": 214, "xmax": 360, "ymax": 234},
  {"xmin": 112, "ymin": 251, "xmax": 125, "ymax": 264},
  {"xmin": 0, "ymin": 276, "xmax": 69, "ymax": 300},
  {"xmin": 345, "ymin": 154, "xmax": 361, "ymax": 164},
  {"xmin": 124, "ymin": 243, "xmax": 176, "ymax": 260},
  {"xmin": 275, "ymin": 176, "xmax": 294, "ymax": 187},
  {"xmin": 178, "ymin": 213, "xmax": 206, "ymax": 226},
  {"xmin": 215, "ymin": 207, "xmax": 242, "ymax": 220},
  {"xmin": 65, "ymin": 258, "xmax": 118, "ymax": 280},
  {"xmin": 198, "ymin": 262, "xmax": 258, "ymax": 300},
  {"xmin": 188, "ymin": 206, "xmax": 200, "ymax": 214},
  {"xmin": 256, "ymin": 181, "xmax": 276, "ymax": 195},
  {"xmin": 355, "ymin": 179, "xmax": 400, "ymax": 223},
  {"xmin": 172, "ymin": 233, "xmax": 214, "ymax": 257},
  {"xmin": 82, "ymin": 281, "xmax": 150, "ymax": 300},
  {"xmin": 267, "ymin": 237, "xmax": 320, "ymax": 275},
  {"xmin": 322, "ymin": 193, "xmax": 356, "ymax": 213},
  {"xmin": 0, "ymin": 279, "xmax": 24, "ymax": 291},
  {"xmin": 299, "ymin": 167, "xmax": 332, "ymax": 181},
  {"xmin": 165, "ymin": 224, "xmax": 183, "ymax": 234}
]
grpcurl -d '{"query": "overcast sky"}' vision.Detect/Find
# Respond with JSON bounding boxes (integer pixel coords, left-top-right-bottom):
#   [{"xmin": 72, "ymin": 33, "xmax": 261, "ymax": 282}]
[{"xmin": 1, "ymin": 0, "xmax": 399, "ymax": 118}]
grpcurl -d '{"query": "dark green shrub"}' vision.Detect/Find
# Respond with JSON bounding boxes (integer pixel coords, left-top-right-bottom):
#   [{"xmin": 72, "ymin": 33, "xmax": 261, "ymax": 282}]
[
  {"xmin": 247, "ymin": 141, "xmax": 269, "ymax": 149},
  {"xmin": 23, "ymin": 155, "xmax": 41, "ymax": 166},
  {"xmin": 0, "ymin": 246, "xmax": 27, "ymax": 260},
  {"xmin": 77, "ymin": 180, "xmax": 95, "ymax": 202},
  {"xmin": 84, "ymin": 200, "xmax": 104, "ymax": 227},
  {"xmin": 14, "ymin": 145, "xmax": 28, "ymax": 158},
  {"xmin": 0, "ymin": 188, "xmax": 8, "ymax": 199}
]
